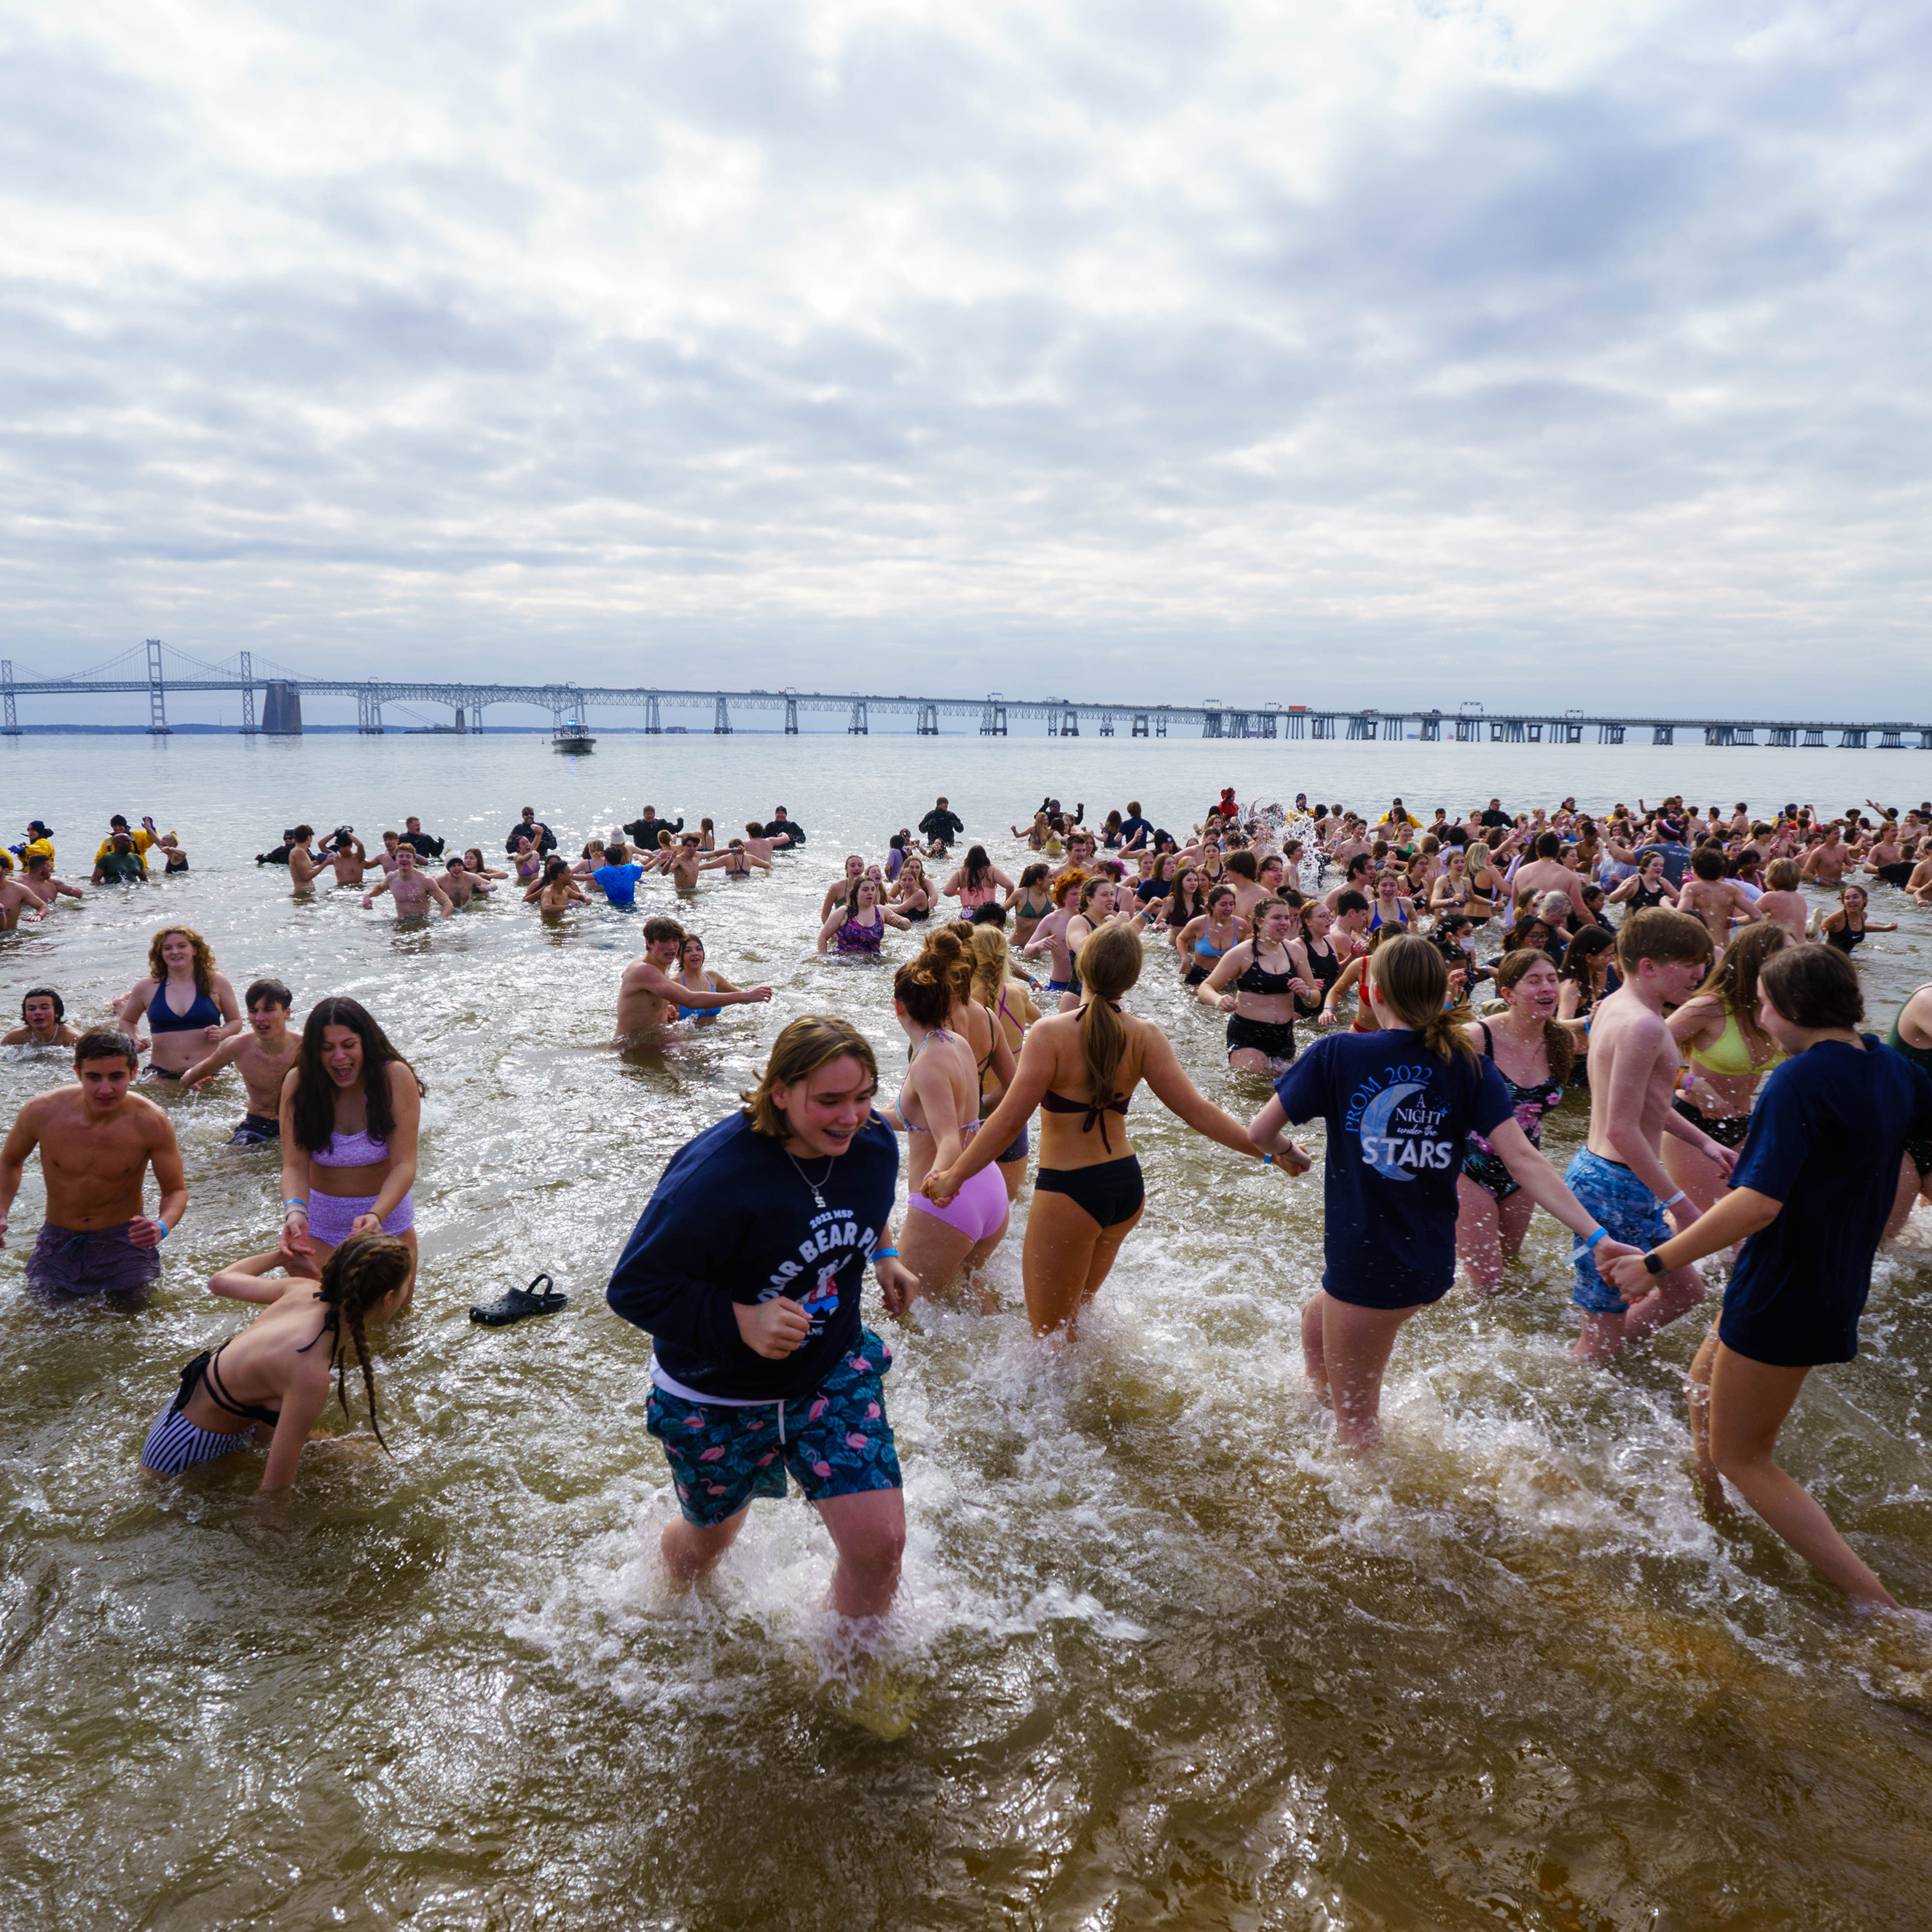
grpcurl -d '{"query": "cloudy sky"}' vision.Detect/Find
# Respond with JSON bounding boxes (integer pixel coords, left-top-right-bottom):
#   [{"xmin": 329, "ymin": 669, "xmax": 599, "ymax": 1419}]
[{"xmin": 1, "ymin": 0, "xmax": 1926, "ymax": 719}]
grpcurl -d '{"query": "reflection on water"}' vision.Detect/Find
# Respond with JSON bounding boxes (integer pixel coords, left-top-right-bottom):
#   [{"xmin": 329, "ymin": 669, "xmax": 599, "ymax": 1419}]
[{"xmin": 4, "ymin": 734, "xmax": 1932, "ymax": 1928}]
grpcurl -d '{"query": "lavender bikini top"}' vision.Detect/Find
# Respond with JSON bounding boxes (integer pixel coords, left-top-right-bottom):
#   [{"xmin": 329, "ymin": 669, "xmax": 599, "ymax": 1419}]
[{"xmin": 315, "ymin": 1128, "xmax": 388, "ymax": 1166}]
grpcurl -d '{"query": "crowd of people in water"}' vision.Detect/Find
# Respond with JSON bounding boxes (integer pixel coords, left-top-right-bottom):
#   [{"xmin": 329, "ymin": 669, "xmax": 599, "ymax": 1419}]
[{"xmin": 6, "ymin": 782, "xmax": 1932, "ymax": 1636}]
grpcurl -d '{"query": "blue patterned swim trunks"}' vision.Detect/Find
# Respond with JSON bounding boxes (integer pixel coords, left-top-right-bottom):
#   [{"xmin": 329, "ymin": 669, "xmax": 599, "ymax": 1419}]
[
  {"xmin": 646, "ymin": 1326, "xmax": 901, "ymax": 1527},
  {"xmin": 1565, "ymin": 1148, "xmax": 1672, "ymax": 1314}
]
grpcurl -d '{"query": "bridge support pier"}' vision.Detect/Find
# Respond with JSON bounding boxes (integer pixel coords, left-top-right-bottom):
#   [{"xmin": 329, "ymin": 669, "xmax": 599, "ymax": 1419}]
[
  {"xmin": 644, "ymin": 696, "xmax": 660, "ymax": 733},
  {"xmin": 357, "ymin": 685, "xmax": 383, "ymax": 734},
  {"xmin": 1804, "ymin": 729, "xmax": 1826, "ymax": 747},
  {"xmin": 1880, "ymin": 730, "xmax": 1905, "ymax": 748},
  {"xmin": 1058, "ymin": 706, "xmax": 1079, "ymax": 736},
  {"xmin": 1099, "ymin": 712, "xmax": 1115, "ymax": 737},
  {"xmin": 263, "ymin": 680, "xmax": 303, "ymax": 734},
  {"xmin": 916, "ymin": 702, "xmax": 939, "ymax": 735},
  {"xmin": 1598, "ymin": 723, "xmax": 1625, "ymax": 744},
  {"xmin": 713, "ymin": 695, "xmax": 731, "ymax": 734},
  {"xmin": 1131, "ymin": 712, "xmax": 1148, "ymax": 737},
  {"xmin": 1, "ymin": 658, "xmax": 18, "ymax": 737},
  {"xmin": 1155, "ymin": 712, "xmax": 1167, "ymax": 737},
  {"xmin": 146, "ymin": 639, "xmax": 170, "ymax": 735},
  {"xmin": 1840, "ymin": 729, "xmax": 1867, "ymax": 748},
  {"xmin": 1418, "ymin": 717, "xmax": 1440, "ymax": 742},
  {"xmin": 849, "ymin": 701, "xmax": 868, "ymax": 735},
  {"xmin": 1652, "ymin": 725, "xmax": 1673, "ymax": 745},
  {"xmin": 784, "ymin": 695, "xmax": 799, "ymax": 734},
  {"xmin": 237, "ymin": 651, "xmax": 256, "ymax": 734},
  {"xmin": 981, "ymin": 701, "xmax": 1008, "ymax": 736}
]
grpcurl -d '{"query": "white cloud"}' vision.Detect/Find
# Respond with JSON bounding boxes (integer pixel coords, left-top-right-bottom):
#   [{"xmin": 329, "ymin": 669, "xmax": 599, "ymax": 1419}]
[{"xmin": 1, "ymin": 0, "xmax": 1926, "ymax": 712}]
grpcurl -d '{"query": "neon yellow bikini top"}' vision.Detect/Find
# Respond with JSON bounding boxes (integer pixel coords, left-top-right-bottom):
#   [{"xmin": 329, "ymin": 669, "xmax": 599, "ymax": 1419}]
[{"xmin": 1688, "ymin": 1002, "xmax": 1784, "ymax": 1079}]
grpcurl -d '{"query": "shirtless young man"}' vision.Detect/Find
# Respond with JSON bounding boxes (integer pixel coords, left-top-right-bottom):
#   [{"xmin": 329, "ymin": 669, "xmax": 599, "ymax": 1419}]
[
  {"xmin": 663, "ymin": 835, "xmax": 706, "ymax": 890},
  {"xmin": 362, "ymin": 845, "xmax": 452, "ymax": 919},
  {"xmin": 373, "ymin": 831, "xmax": 407, "ymax": 876},
  {"xmin": 0, "ymin": 870, "xmax": 50, "ymax": 930},
  {"xmin": 179, "ymin": 979, "xmax": 301, "ymax": 1145},
  {"xmin": 738, "ymin": 823, "xmax": 793, "ymax": 866},
  {"xmin": 325, "ymin": 831, "xmax": 369, "ymax": 887},
  {"xmin": 1512, "ymin": 830, "xmax": 1593, "ymax": 925},
  {"xmin": 613, "ymin": 919, "xmax": 774, "ymax": 1035},
  {"xmin": 1799, "ymin": 825, "xmax": 1851, "ymax": 886},
  {"xmin": 0, "ymin": 1030, "xmax": 187, "ymax": 1295},
  {"xmin": 286, "ymin": 826, "xmax": 322, "ymax": 892},
  {"xmin": 4, "ymin": 988, "xmax": 79, "ymax": 1048},
  {"xmin": 23, "ymin": 854, "xmax": 82, "ymax": 906},
  {"xmin": 439, "ymin": 856, "xmax": 494, "ymax": 907},
  {"xmin": 1676, "ymin": 847, "xmax": 1757, "ymax": 953},
  {"xmin": 1563, "ymin": 908, "xmax": 1736, "ymax": 1364}
]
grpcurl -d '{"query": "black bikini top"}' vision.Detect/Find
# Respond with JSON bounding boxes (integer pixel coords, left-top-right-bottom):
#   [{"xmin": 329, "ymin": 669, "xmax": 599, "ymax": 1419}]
[
  {"xmin": 1040, "ymin": 1086, "xmax": 1131, "ymax": 1150},
  {"xmin": 180, "ymin": 1343, "xmax": 283, "ymax": 1428},
  {"xmin": 1236, "ymin": 947, "xmax": 1298, "ymax": 995}
]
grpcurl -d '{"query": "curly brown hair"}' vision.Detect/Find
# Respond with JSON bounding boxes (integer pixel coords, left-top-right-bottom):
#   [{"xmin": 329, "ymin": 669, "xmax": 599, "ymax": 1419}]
[{"xmin": 147, "ymin": 925, "xmax": 216, "ymax": 995}]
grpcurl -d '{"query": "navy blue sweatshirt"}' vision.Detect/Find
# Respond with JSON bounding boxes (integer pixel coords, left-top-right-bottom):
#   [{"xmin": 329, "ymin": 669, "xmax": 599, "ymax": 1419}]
[{"xmin": 606, "ymin": 1112, "xmax": 898, "ymax": 1399}]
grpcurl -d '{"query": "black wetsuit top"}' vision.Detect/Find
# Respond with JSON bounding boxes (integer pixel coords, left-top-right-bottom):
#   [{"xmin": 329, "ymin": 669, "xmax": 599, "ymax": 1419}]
[{"xmin": 625, "ymin": 814, "xmax": 682, "ymax": 847}]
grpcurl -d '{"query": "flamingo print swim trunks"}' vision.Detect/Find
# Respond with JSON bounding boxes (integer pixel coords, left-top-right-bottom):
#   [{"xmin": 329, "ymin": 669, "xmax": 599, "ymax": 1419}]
[{"xmin": 645, "ymin": 1327, "xmax": 901, "ymax": 1526}]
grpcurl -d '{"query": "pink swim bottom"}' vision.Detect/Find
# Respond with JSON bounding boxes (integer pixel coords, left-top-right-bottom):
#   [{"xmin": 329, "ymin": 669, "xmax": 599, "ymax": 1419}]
[
  {"xmin": 909, "ymin": 1162, "xmax": 1008, "ymax": 1243},
  {"xmin": 308, "ymin": 1188, "xmax": 415, "ymax": 1247}
]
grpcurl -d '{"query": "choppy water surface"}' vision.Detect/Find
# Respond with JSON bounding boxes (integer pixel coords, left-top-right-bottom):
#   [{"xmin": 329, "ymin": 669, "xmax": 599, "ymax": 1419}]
[{"xmin": 4, "ymin": 733, "xmax": 1932, "ymax": 1931}]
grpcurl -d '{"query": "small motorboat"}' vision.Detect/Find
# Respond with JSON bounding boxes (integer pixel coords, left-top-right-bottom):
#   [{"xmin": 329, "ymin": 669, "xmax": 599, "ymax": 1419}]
[{"xmin": 552, "ymin": 718, "xmax": 595, "ymax": 754}]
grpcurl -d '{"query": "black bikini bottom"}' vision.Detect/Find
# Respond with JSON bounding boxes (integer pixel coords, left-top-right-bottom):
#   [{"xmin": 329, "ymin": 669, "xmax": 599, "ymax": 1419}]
[
  {"xmin": 1034, "ymin": 1155, "xmax": 1145, "ymax": 1228},
  {"xmin": 1672, "ymin": 1096, "xmax": 1751, "ymax": 1150},
  {"xmin": 1227, "ymin": 1015, "xmax": 1297, "ymax": 1061}
]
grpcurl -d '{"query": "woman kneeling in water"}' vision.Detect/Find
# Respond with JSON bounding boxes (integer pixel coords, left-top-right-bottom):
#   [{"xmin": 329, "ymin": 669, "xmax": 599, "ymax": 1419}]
[{"xmin": 141, "ymin": 1235, "xmax": 409, "ymax": 1488}]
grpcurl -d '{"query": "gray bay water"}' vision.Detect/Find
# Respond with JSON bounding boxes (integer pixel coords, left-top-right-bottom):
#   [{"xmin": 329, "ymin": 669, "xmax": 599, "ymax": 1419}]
[{"xmin": 4, "ymin": 731, "xmax": 1932, "ymax": 1931}]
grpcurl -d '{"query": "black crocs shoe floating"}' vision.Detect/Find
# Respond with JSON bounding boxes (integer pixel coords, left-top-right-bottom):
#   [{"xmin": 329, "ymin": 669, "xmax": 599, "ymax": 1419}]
[{"xmin": 471, "ymin": 1273, "xmax": 568, "ymax": 1327}]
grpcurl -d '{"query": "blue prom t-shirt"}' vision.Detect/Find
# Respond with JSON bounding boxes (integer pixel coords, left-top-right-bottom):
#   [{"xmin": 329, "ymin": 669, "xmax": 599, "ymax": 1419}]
[
  {"xmin": 1274, "ymin": 1029, "xmax": 1512, "ymax": 1308},
  {"xmin": 1719, "ymin": 1037, "xmax": 1932, "ymax": 1367},
  {"xmin": 592, "ymin": 862, "xmax": 645, "ymax": 908}
]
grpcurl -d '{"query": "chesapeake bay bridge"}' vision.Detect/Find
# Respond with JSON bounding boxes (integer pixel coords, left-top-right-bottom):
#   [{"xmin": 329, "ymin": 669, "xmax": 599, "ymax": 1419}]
[{"xmin": 1, "ymin": 640, "xmax": 1927, "ymax": 750}]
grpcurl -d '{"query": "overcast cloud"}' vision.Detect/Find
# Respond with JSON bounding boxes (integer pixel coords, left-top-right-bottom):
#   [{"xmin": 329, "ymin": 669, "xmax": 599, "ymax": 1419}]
[{"xmin": 1, "ymin": 0, "xmax": 1926, "ymax": 713}]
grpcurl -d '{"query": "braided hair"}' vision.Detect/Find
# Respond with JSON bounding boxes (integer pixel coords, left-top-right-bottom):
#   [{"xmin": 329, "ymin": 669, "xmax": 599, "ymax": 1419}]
[{"xmin": 310, "ymin": 1234, "xmax": 410, "ymax": 1449}]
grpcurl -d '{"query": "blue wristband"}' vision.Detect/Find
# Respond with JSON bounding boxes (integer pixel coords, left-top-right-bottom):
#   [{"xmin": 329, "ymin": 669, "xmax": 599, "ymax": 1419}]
[
  {"xmin": 1262, "ymin": 1152, "xmax": 1273, "ymax": 1164},
  {"xmin": 156, "ymin": 1222, "xmax": 168, "ymax": 1240},
  {"xmin": 873, "ymin": 1247, "xmax": 899, "ymax": 1260},
  {"xmin": 1585, "ymin": 1226, "xmax": 1608, "ymax": 1249}
]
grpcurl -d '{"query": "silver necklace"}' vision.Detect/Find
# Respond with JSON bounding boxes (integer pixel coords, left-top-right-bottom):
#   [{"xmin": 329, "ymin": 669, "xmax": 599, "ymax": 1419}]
[{"xmin": 785, "ymin": 1147, "xmax": 836, "ymax": 1212}]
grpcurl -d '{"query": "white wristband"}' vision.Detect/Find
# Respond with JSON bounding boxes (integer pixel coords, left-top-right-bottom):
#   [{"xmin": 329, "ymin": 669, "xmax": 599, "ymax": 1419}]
[{"xmin": 1659, "ymin": 1188, "xmax": 1688, "ymax": 1209}]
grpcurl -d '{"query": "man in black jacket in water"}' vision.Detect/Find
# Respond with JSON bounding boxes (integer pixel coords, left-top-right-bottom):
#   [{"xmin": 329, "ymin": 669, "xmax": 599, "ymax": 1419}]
[
  {"xmin": 918, "ymin": 797, "xmax": 964, "ymax": 852},
  {"xmin": 624, "ymin": 805, "xmax": 683, "ymax": 851}
]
